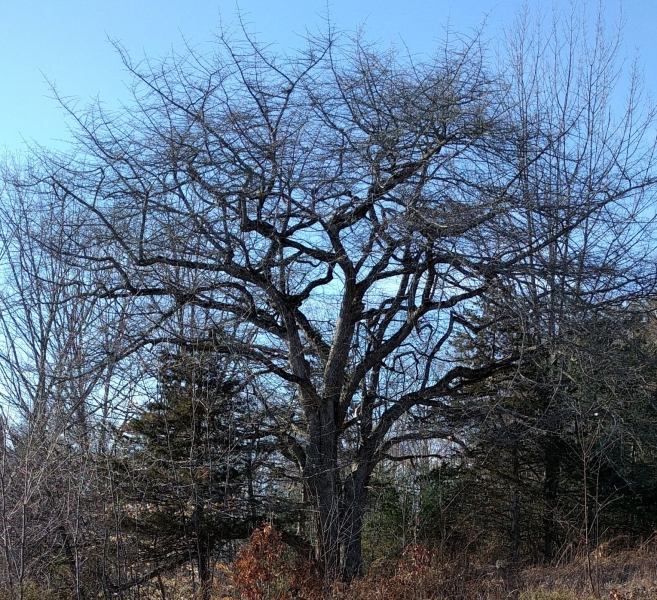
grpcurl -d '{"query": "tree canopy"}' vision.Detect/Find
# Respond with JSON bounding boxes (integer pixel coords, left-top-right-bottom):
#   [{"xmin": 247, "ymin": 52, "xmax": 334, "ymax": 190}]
[{"xmin": 2, "ymin": 6, "xmax": 657, "ymax": 592}]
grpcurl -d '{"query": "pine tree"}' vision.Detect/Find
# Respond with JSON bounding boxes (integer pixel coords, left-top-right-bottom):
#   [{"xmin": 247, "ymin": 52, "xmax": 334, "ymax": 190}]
[{"xmin": 112, "ymin": 351, "xmax": 267, "ymax": 597}]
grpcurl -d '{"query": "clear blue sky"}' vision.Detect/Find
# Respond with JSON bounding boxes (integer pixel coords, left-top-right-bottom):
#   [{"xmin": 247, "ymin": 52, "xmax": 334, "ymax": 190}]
[{"xmin": 2, "ymin": 0, "xmax": 656, "ymax": 154}]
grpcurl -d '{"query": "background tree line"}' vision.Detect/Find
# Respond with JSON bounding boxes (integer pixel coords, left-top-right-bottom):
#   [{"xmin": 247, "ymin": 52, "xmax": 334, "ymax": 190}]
[{"xmin": 1, "ymin": 4, "xmax": 657, "ymax": 598}]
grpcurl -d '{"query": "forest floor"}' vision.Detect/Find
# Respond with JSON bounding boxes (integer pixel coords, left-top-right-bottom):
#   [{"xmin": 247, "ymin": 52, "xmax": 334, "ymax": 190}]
[
  {"xmin": 105, "ymin": 525, "xmax": 657, "ymax": 599},
  {"xmin": 337, "ymin": 545, "xmax": 657, "ymax": 599},
  {"xmin": 505, "ymin": 547, "xmax": 657, "ymax": 599},
  {"xmin": 158, "ymin": 539, "xmax": 657, "ymax": 600}
]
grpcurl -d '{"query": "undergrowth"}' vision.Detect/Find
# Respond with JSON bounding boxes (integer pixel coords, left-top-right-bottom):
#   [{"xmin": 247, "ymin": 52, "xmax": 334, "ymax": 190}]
[
  {"xmin": 217, "ymin": 525, "xmax": 657, "ymax": 600},
  {"xmin": 7, "ymin": 526, "xmax": 657, "ymax": 599}
]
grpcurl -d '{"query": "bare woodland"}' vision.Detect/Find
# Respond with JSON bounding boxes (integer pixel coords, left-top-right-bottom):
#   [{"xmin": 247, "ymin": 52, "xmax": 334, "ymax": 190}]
[{"xmin": 2, "ymin": 5, "xmax": 657, "ymax": 599}]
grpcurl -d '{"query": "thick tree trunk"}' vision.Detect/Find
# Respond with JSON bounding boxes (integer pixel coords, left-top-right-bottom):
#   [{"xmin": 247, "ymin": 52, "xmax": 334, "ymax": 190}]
[
  {"xmin": 340, "ymin": 471, "xmax": 368, "ymax": 581},
  {"xmin": 309, "ymin": 466, "xmax": 369, "ymax": 581},
  {"xmin": 305, "ymin": 403, "xmax": 341, "ymax": 578},
  {"xmin": 304, "ymin": 401, "xmax": 371, "ymax": 581},
  {"xmin": 314, "ymin": 473, "xmax": 341, "ymax": 577}
]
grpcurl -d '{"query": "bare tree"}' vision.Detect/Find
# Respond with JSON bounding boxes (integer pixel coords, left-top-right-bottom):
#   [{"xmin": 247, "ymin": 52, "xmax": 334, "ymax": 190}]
[
  {"xmin": 11, "ymin": 9, "xmax": 657, "ymax": 580},
  {"xmin": 0, "ymin": 161, "xmax": 136, "ymax": 599},
  {"xmin": 501, "ymin": 3, "xmax": 657, "ymax": 564}
]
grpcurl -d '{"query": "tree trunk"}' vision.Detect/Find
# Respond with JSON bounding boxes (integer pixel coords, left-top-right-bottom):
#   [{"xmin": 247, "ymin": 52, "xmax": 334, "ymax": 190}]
[
  {"xmin": 304, "ymin": 402, "xmax": 371, "ymax": 581},
  {"xmin": 308, "ymin": 462, "xmax": 369, "ymax": 581},
  {"xmin": 305, "ymin": 403, "xmax": 341, "ymax": 578},
  {"xmin": 192, "ymin": 499, "xmax": 212, "ymax": 600},
  {"xmin": 340, "ymin": 470, "xmax": 368, "ymax": 581},
  {"xmin": 543, "ymin": 436, "xmax": 560, "ymax": 564},
  {"xmin": 197, "ymin": 542, "xmax": 212, "ymax": 600},
  {"xmin": 314, "ymin": 475, "xmax": 341, "ymax": 577},
  {"xmin": 509, "ymin": 446, "xmax": 520, "ymax": 566}
]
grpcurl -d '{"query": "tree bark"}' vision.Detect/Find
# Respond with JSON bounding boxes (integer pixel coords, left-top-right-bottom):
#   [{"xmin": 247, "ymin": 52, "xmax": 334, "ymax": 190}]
[
  {"xmin": 510, "ymin": 446, "xmax": 520, "ymax": 566},
  {"xmin": 305, "ymin": 403, "xmax": 340, "ymax": 577},
  {"xmin": 340, "ymin": 469, "xmax": 369, "ymax": 581},
  {"xmin": 543, "ymin": 436, "xmax": 560, "ymax": 564},
  {"xmin": 304, "ymin": 401, "xmax": 371, "ymax": 581}
]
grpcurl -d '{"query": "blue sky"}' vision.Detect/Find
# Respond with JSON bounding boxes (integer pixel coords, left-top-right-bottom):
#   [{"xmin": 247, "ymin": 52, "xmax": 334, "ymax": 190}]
[{"xmin": 2, "ymin": 0, "xmax": 656, "ymax": 154}]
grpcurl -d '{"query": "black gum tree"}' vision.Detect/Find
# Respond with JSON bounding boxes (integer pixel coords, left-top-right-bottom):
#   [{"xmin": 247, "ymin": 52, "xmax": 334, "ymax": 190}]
[{"xmin": 24, "ymin": 15, "xmax": 657, "ymax": 580}]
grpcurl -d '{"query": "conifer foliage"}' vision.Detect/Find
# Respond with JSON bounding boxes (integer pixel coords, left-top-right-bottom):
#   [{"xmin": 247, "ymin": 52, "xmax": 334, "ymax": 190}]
[{"xmin": 113, "ymin": 351, "xmax": 266, "ymax": 595}]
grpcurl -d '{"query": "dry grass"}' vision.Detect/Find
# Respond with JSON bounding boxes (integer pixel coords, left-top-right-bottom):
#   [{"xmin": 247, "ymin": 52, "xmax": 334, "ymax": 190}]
[
  {"xmin": 517, "ymin": 541, "xmax": 657, "ymax": 600},
  {"xmin": 208, "ymin": 531, "xmax": 657, "ymax": 600},
  {"xmin": 13, "ymin": 529, "xmax": 656, "ymax": 599},
  {"xmin": 89, "ymin": 545, "xmax": 657, "ymax": 600}
]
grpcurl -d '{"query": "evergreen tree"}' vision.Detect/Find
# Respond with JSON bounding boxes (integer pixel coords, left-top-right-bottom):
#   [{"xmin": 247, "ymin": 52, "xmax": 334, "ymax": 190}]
[{"xmin": 112, "ymin": 351, "xmax": 270, "ymax": 597}]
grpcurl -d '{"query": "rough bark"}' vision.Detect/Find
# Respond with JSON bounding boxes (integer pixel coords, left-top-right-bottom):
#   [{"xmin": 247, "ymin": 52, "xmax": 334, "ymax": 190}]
[{"xmin": 543, "ymin": 437, "xmax": 561, "ymax": 564}]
